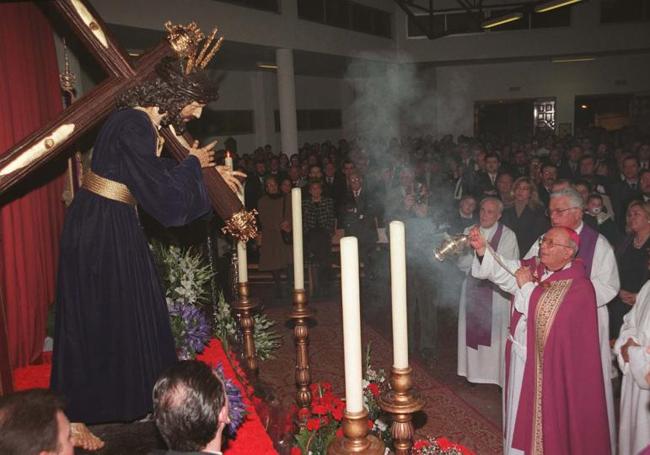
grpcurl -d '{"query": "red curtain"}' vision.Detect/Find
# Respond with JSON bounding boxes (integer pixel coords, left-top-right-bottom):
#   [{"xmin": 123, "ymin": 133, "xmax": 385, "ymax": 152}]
[{"xmin": 0, "ymin": 3, "xmax": 66, "ymax": 371}]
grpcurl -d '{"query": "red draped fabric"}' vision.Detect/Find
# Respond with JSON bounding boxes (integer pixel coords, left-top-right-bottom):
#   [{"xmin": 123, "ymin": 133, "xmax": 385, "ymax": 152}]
[{"xmin": 0, "ymin": 3, "xmax": 66, "ymax": 371}]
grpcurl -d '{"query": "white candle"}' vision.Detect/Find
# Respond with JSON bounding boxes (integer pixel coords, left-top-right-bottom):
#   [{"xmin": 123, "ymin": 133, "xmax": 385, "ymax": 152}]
[
  {"xmin": 225, "ymin": 150, "xmax": 233, "ymax": 170},
  {"xmin": 237, "ymin": 189, "xmax": 247, "ymax": 283},
  {"xmin": 291, "ymin": 188, "xmax": 304, "ymax": 290},
  {"xmin": 340, "ymin": 236, "xmax": 363, "ymax": 413},
  {"xmin": 389, "ymin": 221, "xmax": 409, "ymax": 369},
  {"xmin": 237, "ymin": 240, "xmax": 248, "ymax": 283}
]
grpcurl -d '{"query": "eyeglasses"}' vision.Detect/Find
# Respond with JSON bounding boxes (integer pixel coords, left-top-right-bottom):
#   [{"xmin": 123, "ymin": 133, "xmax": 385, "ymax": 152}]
[
  {"xmin": 538, "ymin": 236, "xmax": 573, "ymax": 249},
  {"xmin": 545, "ymin": 206, "xmax": 580, "ymax": 217}
]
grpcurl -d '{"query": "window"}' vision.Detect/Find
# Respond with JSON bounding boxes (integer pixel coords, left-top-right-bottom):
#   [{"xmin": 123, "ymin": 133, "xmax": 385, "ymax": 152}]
[
  {"xmin": 407, "ymin": 6, "xmax": 571, "ymax": 37},
  {"xmin": 297, "ymin": 0, "xmax": 325, "ymax": 22},
  {"xmin": 297, "ymin": 0, "xmax": 392, "ymax": 38},
  {"xmin": 274, "ymin": 109, "xmax": 343, "ymax": 132},
  {"xmin": 534, "ymin": 99, "xmax": 556, "ymax": 133},
  {"xmin": 600, "ymin": 0, "xmax": 650, "ymax": 23},
  {"xmin": 446, "ymin": 11, "xmax": 482, "ymax": 34},
  {"xmin": 187, "ymin": 110, "xmax": 254, "ymax": 138},
  {"xmin": 407, "ymin": 14, "xmax": 445, "ymax": 38},
  {"xmin": 211, "ymin": 0, "xmax": 279, "ymax": 13},
  {"xmin": 531, "ymin": 7, "xmax": 571, "ymax": 28}
]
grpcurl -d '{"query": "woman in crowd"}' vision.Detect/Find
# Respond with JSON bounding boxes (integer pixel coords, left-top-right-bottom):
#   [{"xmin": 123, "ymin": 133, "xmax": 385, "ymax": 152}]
[
  {"xmin": 279, "ymin": 177, "xmax": 292, "ymax": 196},
  {"xmin": 302, "ymin": 181, "xmax": 335, "ymax": 298},
  {"xmin": 501, "ymin": 176, "xmax": 549, "ymax": 257},
  {"xmin": 611, "ymin": 201, "xmax": 650, "ymax": 338},
  {"xmin": 257, "ymin": 176, "xmax": 292, "ymax": 297}
]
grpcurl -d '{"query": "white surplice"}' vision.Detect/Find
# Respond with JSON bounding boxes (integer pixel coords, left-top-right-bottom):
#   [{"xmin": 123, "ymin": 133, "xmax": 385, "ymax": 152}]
[
  {"xmin": 457, "ymin": 223, "xmax": 519, "ymax": 386},
  {"xmin": 524, "ymin": 221, "xmax": 619, "ymax": 453},
  {"xmin": 614, "ymin": 280, "xmax": 650, "ymax": 455},
  {"xmin": 472, "ymin": 249, "xmax": 534, "ymax": 455}
]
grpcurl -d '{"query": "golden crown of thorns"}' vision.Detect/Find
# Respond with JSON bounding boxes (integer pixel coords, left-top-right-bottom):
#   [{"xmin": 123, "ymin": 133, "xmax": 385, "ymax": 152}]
[{"xmin": 164, "ymin": 21, "xmax": 224, "ymax": 74}]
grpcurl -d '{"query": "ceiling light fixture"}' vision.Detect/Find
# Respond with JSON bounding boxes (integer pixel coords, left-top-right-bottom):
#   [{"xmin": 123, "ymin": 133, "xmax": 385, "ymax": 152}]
[
  {"xmin": 257, "ymin": 63, "xmax": 278, "ymax": 70},
  {"xmin": 481, "ymin": 12, "xmax": 523, "ymax": 29},
  {"xmin": 552, "ymin": 56, "xmax": 595, "ymax": 63},
  {"xmin": 535, "ymin": 0, "xmax": 583, "ymax": 13},
  {"xmin": 580, "ymin": 104, "xmax": 589, "ymax": 109}
]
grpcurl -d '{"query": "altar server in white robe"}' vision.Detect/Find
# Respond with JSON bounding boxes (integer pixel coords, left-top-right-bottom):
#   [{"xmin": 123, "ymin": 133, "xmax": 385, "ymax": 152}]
[
  {"xmin": 457, "ymin": 197, "xmax": 518, "ymax": 386},
  {"xmin": 524, "ymin": 188, "xmax": 619, "ymax": 453},
  {"xmin": 469, "ymin": 241, "xmax": 526, "ymax": 455},
  {"xmin": 614, "ymin": 279, "xmax": 650, "ymax": 455}
]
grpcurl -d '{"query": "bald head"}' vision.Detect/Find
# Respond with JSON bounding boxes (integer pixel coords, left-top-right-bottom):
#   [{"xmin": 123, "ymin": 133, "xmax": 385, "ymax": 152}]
[{"xmin": 539, "ymin": 227, "xmax": 578, "ymax": 271}]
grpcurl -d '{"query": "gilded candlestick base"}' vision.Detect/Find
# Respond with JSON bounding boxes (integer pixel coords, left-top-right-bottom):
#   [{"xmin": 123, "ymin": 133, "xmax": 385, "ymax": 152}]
[
  {"xmin": 289, "ymin": 289, "xmax": 313, "ymax": 415},
  {"xmin": 327, "ymin": 409, "xmax": 385, "ymax": 455},
  {"xmin": 232, "ymin": 281, "xmax": 259, "ymax": 377},
  {"xmin": 378, "ymin": 366, "xmax": 426, "ymax": 455}
]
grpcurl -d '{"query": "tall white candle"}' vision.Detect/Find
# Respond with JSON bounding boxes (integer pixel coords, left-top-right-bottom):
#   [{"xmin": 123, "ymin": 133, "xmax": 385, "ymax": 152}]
[
  {"xmin": 340, "ymin": 236, "xmax": 363, "ymax": 413},
  {"xmin": 291, "ymin": 188, "xmax": 304, "ymax": 290},
  {"xmin": 237, "ymin": 240, "xmax": 248, "ymax": 283},
  {"xmin": 389, "ymin": 221, "xmax": 409, "ymax": 369},
  {"xmin": 237, "ymin": 188, "xmax": 247, "ymax": 283}
]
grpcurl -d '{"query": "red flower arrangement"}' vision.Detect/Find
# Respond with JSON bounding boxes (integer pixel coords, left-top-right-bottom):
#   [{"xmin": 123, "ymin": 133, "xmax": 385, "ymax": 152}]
[{"xmin": 412, "ymin": 436, "xmax": 475, "ymax": 455}]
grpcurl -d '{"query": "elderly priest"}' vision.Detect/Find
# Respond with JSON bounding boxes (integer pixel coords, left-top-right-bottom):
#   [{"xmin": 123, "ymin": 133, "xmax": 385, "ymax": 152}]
[{"xmin": 469, "ymin": 226, "xmax": 610, "ymax": 455}]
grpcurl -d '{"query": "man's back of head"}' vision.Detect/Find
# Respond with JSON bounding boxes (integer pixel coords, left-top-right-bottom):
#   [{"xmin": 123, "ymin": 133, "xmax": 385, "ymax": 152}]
[
  {"xmin": 153, "ymin": 361, "xmax": 227, "ymax": 453},
  {"xmin": 0, "ymin": 389, "xmax": 72, "ymax": 455}
]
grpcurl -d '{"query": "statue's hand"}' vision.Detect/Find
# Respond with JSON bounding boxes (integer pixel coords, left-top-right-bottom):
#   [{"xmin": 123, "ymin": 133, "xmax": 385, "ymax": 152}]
[
  {"xmin": 215, "ymin": 165, "xmax": 246, "ymax": 194},
  {"xmin": 188, "ymin": 140, "xmax": 217, "ymax": 168}
]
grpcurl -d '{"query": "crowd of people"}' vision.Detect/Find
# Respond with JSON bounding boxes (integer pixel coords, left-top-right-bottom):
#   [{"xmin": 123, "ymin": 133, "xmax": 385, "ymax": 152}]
[
  {"xmin": 3, "ymin": 120, "xmax": 650, "ymax": 454},
  {"xmin": 222, "ymin": 128, "xmax": 650, "ymax": 454}
]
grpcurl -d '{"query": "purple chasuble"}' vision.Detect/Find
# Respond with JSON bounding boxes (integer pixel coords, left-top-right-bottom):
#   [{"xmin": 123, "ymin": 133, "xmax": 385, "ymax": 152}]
[
  {"xmin": 512, "ymin": 260, "xmax": 610, "ymax": 454},
  {"xmin": 465, "ymin": 223, "xmax": 504, "ymax": 349},
  {"xmin": 577, "ymin": 223, "xmax": 598, "ymax": 275}
]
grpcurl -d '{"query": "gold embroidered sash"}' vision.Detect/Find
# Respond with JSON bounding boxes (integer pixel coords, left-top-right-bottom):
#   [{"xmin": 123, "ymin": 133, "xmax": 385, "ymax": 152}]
[
  {"xmin": 82, "ymin": 170, "xmax": 136, "ymax": 206},
  {"xmin": 531, "ymin": 279, "xmax": 572, "ymax": 455}
]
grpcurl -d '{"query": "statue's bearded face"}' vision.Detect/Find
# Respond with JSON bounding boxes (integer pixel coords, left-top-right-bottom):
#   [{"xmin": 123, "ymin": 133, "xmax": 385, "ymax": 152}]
[{"xmin": 180, "ymin": 101, "xmax": 205, "ymax": 122}]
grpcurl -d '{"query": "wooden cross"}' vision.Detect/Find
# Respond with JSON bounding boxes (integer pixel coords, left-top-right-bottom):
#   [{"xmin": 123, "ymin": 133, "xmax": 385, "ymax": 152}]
[
  {"xmin": 0, "ymin": 0, "xmax": 257, "ymax": 395},
  {"xmin": 0, "ymin": 0, "xmax": 247, "ymax": 230}
]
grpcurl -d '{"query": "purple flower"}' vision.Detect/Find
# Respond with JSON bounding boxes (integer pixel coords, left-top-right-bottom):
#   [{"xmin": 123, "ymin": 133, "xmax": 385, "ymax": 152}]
[
  {"xmin": 168, "ymin": 300, "xmax": 211, "ymax": 359},
  {"xmin": 214, "ymin": 363, "xmax": 247, "ymax": 435}
]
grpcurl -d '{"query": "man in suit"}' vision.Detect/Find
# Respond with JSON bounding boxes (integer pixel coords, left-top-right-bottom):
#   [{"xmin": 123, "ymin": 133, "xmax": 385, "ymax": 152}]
[
  {"xmin": 640, "ymin": 169, "xmax": 650, "ymax": 203},
  {"xmin": 323, "ymin": 161, "xmax": 346, "ymax": 209},
  {"xmin": 339, "ymin": 171, "xmax": 378, "ymax": 268},
  {"xmin": 151, "ymin": 361, "xmax": 229, "ymax": 455},
  {"xmin": 474, "ymin": 153, "xmax": 500, "ymax": 199},
  {"xmin": 611, "ymin": 155, "xmax": 642, "ymax": 227},
  {"xmin": 538, "ymin": 163, "xmax": 557, "ymax": 208},
  {"xmin": 558, "ymin": 144, "xmax": 583, "ymax": 180},
  {"xmin": 244, "ymin": 159, "xmax": 266, "ymax": 211}
]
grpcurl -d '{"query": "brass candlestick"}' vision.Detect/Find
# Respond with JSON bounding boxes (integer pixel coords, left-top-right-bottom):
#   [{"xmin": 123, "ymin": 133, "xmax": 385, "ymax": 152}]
[
  {"xmin": 289, "ymin": 288, "xmax": 313, "ymax": 414},
  {"xmin": 232, "ymin": 281, "xmax": 259, "ymax": 377},
  {"xmin": 378, "ymin": 366, "xmax": 425, "ymax": 455},
  {"xmin": 328, "ymin": 409, "xmax": 385, "ymax": 454}
]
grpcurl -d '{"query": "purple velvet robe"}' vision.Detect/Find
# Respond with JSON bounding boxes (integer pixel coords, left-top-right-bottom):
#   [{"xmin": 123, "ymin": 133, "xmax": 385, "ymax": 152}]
[
  {"xmin": 51, "ymin": 109, "xmax": 211, "ymax": 423},
  {"xmin": 512, "ymin": 259, "xmax": 610, "ymax": 454}
]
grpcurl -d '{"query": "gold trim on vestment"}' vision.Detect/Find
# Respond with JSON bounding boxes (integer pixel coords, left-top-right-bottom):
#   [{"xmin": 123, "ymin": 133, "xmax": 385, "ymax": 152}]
[
  {"xmin": 531, "ymin": 279, "xmax": 572, "ymax": 455},
  {"xmin": 82, "ymin": 170, "xmax": 136, "ymax": 205}
]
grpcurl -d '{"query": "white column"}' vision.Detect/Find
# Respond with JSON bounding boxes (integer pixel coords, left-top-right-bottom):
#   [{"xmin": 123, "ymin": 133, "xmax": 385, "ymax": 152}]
[{"xmin": 275, "ymin": 48, "xmax": 299, "ymax": 156}]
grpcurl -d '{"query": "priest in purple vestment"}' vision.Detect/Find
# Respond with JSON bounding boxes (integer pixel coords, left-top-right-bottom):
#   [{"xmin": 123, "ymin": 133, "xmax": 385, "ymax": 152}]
[{"xmin": 510, "ymin": 227, "xmax": 610, "ymax": 454}]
